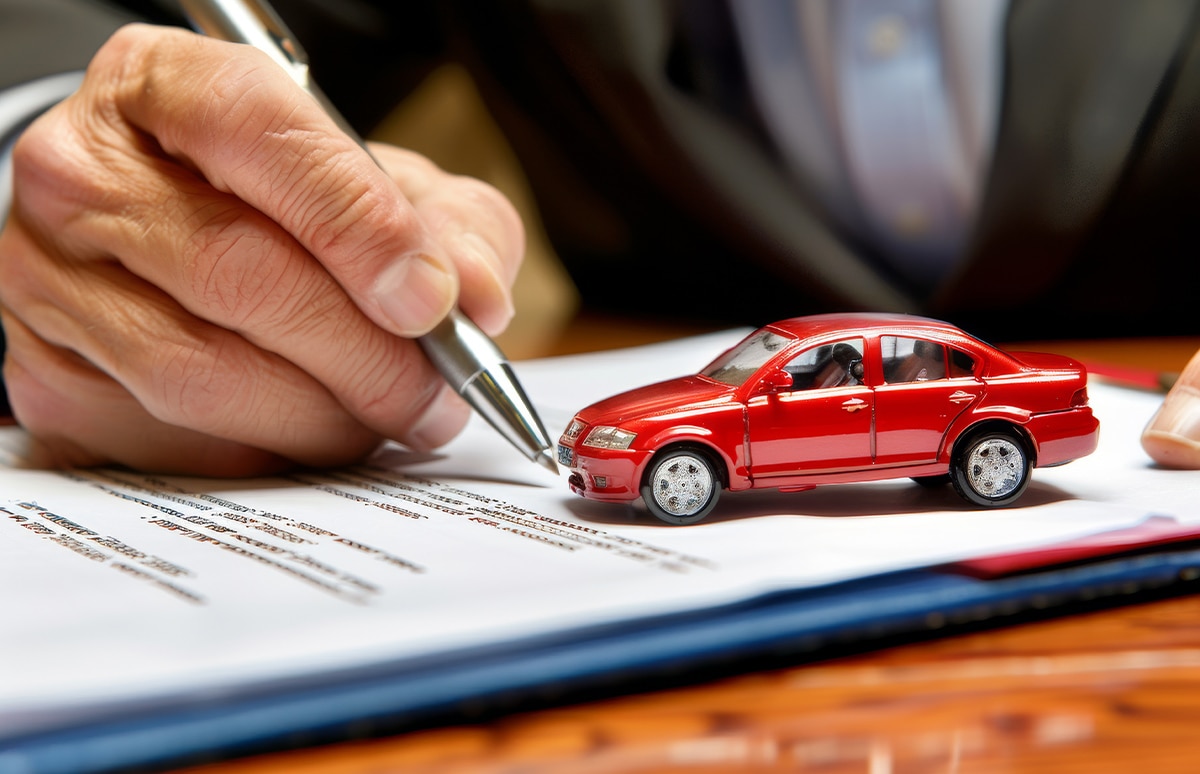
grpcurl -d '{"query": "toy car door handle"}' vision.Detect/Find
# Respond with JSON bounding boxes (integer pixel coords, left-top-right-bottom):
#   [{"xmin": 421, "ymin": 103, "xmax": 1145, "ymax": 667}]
[
  {"xmin": 841, "ymin": 398, "xmax": 868, "ymax": 412},
  {"xmin": 949, "ymin": 390, "xmax": 977, "ymax": 404}
]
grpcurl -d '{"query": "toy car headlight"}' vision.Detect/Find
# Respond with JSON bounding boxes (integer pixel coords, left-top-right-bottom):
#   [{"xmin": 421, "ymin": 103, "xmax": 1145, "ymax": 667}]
[
  {"xmin": 563, "ymin": 418, "xmax": 586, "ymax": 440},
  {"xmin": 582, "ymin": 426, "xmax": 637, "ymax": 450}
]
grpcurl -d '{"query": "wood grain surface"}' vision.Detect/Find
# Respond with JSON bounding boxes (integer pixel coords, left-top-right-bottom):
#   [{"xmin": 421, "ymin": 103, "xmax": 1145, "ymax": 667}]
[{"xmin": 180, "ymin": 332, "xmax": 1200, "ymax": 774}]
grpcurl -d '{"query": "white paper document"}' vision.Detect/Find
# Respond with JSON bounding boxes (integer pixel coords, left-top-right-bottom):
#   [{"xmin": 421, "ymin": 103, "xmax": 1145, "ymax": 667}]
[{"xmin": 1, "ymin": 331, "xmax": 1195, "ymax": 738}]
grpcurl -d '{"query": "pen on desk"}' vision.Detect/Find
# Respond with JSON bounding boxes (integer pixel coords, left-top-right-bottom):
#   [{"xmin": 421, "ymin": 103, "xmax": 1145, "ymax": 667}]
[{"xmin": 179, "ymin": 0, "xmax": 559, "ymax": 475}]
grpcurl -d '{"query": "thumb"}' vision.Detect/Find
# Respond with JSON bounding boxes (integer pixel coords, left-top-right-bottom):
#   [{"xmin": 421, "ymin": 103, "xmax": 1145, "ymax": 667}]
[{"xmin": 1142, "ymin": 347, "xmax": 1200, "ymax": 468}]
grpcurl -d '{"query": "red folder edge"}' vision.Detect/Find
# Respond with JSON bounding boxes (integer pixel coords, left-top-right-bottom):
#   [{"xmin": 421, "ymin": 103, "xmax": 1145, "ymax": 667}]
[{"xmin": 946, "ymin": 515, "xmax": 1200, "ymax": 579}]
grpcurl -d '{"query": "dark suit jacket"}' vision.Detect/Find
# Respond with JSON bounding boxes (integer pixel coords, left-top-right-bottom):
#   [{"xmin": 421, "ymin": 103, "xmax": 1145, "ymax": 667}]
[
  {"xmin": 437, "ymin": 0, "xmax": 1200, "ymax": 340},
  {"xmin": 3, "ymin": 0, "xmax": 1199, "ymax": 340}
]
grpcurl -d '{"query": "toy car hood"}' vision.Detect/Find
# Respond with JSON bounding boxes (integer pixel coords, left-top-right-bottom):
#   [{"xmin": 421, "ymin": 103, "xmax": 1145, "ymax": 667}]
[{"xmin": 575, "ymin": 375, "xmax": 734, "ymax": 425}]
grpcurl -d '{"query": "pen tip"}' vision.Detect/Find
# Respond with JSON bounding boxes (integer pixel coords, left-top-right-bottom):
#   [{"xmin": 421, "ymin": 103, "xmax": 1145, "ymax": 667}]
[{"xmin": 535, "ymin": 448, "xmax": 560, "ymax": 476}]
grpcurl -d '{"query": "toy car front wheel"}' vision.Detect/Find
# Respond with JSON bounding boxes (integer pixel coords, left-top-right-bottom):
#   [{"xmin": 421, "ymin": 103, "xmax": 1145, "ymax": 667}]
[
  {"xmin": 641, "ymin": 448, "xmax": 720, "ymax": 525},
  {"xmin": 950, "ymin": 428, "xmax": 1031, "ymax": 507}
]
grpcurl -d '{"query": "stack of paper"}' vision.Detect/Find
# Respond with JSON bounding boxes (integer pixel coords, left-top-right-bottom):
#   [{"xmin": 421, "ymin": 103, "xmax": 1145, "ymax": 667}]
[{"xmin": 1, "ymin": 332, "xmax": 1194, "ymax": 773}]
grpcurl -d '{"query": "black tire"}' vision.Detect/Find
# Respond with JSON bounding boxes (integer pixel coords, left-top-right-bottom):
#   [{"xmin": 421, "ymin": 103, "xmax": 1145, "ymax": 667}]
[
  {"xmin": 912, "ymin": 474, "xmax": 951, "ymax": 488},
  {"xmin": 641, "ymin": 448, "xmax": 721, "ymax": 525},
  {"xmin": 950, "ymin": 428, "xmax": 1031, "ymax": 507}
]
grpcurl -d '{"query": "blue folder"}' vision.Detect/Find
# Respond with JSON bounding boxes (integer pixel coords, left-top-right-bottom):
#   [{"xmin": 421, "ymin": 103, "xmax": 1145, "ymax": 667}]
[{"xmin": 4, "ymin": 535, "xmax": 1199, "ymax": 774}]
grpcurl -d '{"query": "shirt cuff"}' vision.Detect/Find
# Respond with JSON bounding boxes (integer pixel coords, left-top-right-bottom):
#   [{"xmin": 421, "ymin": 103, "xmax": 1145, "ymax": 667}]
[
  {"xmin": 0, "ymin": 71, "xmax": 85, "ymax": 224},
  {"xmin": 0, "ymin": 71, "xmax": 84, "ymax": 417}
]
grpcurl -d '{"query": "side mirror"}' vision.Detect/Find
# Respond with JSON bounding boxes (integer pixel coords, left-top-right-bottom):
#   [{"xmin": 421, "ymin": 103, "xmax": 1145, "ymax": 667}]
[{"xmin": 758, "ymin": 369, "xmax": 794, "ymax": 394}]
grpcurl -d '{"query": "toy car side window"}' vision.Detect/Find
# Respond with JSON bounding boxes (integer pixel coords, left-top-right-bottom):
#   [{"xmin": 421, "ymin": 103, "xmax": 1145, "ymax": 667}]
[
  {"xmin": 882, "ymin": 337, "xmax": 947, "ymax": 383},
  {"xmin": 949, "ymin": 348, "xmax": 976, "ymax": 378},
  {"xmin": 784, "ymin": 338, "xmax": 865, "ymax": 390}
]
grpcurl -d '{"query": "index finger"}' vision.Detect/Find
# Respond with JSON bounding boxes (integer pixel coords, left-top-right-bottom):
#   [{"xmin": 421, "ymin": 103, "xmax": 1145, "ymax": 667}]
[{"xmin": 91, "ymin": 24, "xmax": 458, "ymax": 338}]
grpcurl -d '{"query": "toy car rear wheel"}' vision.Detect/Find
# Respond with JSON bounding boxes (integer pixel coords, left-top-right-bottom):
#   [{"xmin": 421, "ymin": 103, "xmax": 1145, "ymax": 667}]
[
  {"xmin": 641, "ymin": 448, "xmax": 720, "ymax": 525},
  {"xmin": 950, "ymin": 428, "xmax": 1031, "ymax": 507}
]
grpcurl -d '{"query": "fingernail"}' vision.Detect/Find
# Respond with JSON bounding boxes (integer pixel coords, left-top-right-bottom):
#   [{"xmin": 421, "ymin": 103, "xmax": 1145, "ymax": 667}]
[
  {"xmin": 374, "ymin": 253, "xmax": 458, "ymax": 337},
  {"xmin": 1143, "ymin": 384, "xmax": 1200, "ymax": 469},
  {"xmin": 407, "ymin": 386, "xmax": 471, "ymax": 451},
  {"xmin": 459, "ymin": 231, "xmax": 515, "ymax": 335}
]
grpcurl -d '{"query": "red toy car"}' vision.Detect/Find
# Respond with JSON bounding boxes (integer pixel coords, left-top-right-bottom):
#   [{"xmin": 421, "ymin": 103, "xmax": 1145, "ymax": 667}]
[{"xmin": 559, "ymin": 314, "xmax": 1099, "ymax": 524}]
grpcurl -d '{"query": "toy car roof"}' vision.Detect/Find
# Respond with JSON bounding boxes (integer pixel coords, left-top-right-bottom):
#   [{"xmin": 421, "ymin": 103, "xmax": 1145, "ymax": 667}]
[{"xmin": 764, "ymin": 313, "xmax": 970, "ymax": 340}]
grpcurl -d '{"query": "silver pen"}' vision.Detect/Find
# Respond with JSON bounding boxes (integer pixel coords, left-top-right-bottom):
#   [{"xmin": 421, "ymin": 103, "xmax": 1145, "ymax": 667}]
[{"xmin": 180, "ymin": 0, "xmax": 559, "ymax": 475}]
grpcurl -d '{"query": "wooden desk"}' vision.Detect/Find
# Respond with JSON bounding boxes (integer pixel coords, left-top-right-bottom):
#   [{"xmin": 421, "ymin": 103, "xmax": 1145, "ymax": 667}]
[{"xmin": 186, "ymin": 328, "xmax": 1200, "ymax": 774}]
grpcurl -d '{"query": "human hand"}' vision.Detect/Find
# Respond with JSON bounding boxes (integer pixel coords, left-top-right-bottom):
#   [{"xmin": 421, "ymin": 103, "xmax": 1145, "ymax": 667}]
[
  {"xmin": 1142, "ymin": 348, "xmax": 1200, "ymax": 469},
  {"xmin": 0, "ymin": 25, "xmax": 524, "ymax": 476}
]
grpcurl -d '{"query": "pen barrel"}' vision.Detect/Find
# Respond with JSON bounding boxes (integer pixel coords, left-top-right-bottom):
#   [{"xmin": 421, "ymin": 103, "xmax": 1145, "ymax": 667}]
[
  {"xmin": 419, "ymin": 311, "xmax": 504, "ymax": 387},
  {"xmin": 181, "ymin": 0, "xmax": 308, "ymax": 71},
  {"xmin": 420, "ymin": 312, "xmax": 552, "ymax": 464}
]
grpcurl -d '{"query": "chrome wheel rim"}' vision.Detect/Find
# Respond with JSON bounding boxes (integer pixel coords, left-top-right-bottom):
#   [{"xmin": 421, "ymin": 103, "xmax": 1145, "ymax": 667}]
[
  {"xmin": 965, "ymin": 437, "xmax": 1024, "ymax": 499},
  {"xmin": 651, "ymin": 454, "xmax": 713, "ymax": 517}
]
